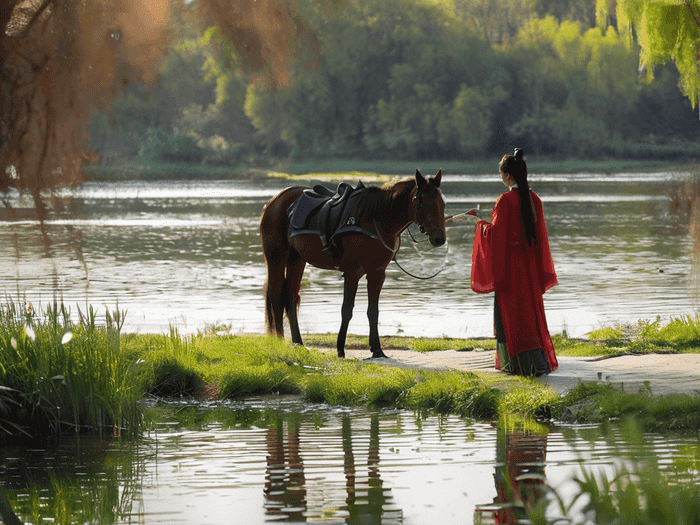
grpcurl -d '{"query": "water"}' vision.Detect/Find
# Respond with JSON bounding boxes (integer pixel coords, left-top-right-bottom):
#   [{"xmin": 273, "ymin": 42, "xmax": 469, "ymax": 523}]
[
  {"xmin": 1, "ymin": 398, "xmax": 699, "ymax": 524},
  {"xmin": 0, "ymin": 170, "xmax": 694, "ymax": 339}
]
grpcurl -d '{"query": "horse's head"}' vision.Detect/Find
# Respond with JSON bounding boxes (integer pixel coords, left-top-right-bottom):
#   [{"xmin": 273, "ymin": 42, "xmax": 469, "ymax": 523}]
[{"xmin": 414, "ymin": 169, "xmax": 446, "ymax": 247}]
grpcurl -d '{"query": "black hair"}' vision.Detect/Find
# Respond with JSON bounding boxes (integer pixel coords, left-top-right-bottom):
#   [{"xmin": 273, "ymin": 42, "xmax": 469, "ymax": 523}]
[{"xmin": 499, "ymin": 148, "xmax": 536, "ymax": 246}]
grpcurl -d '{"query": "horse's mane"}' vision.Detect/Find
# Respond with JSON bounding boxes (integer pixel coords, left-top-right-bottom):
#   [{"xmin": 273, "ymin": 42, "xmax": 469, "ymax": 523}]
[{"xmin": 355, "ymin": 177, "xmax": 416, "ymax": 222}]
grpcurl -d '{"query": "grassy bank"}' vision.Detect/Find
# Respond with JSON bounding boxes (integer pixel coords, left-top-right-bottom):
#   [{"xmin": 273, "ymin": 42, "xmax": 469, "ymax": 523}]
[
  {"xmin": 80, "ymin": 158, "xmax": 692, "ymax": 182},
  {"xmin": 3, "ymin": 303, "xmax": 700, "ymax": 441},
  {"xmin": 0, "ymin": 302, "xmax": 140, "ymax": 439}
]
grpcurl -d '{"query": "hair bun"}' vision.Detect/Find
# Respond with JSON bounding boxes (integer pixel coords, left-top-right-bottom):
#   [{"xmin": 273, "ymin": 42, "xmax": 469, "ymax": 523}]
[{"xmin": 514, "ymin": 148, "xmax": 524, "ymax": 161}]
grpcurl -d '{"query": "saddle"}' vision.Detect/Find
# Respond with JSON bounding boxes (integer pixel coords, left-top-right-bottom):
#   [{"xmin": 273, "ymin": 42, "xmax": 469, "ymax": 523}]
[{"xmin": 287, "ymin": 180, "xmax": 377, "ymax": 254}]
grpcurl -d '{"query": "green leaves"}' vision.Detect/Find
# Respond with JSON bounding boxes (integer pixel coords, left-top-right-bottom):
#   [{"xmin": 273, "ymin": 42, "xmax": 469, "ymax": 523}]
[{"xmin": 611, "ymin": 0, "xmax": 700, "ymax": 108}]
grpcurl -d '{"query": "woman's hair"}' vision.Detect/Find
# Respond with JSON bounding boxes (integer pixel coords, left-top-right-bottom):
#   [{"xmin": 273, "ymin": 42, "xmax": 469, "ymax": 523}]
[{"xmin": 499, "ymin": 148, "xmax": 537, "ymax": 246}]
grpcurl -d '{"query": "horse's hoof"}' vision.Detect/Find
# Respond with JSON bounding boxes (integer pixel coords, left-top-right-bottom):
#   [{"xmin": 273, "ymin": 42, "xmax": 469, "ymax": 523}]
[
  {"xmin": 371, "ymin": 350, "xmax": 388, "ymax": 358},
  {"xmin": 337, "ymin": 351, "xmax": 345, "ymax": 358}
]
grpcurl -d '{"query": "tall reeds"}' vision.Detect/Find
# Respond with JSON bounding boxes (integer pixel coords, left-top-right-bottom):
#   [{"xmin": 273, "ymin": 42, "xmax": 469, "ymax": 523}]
[{"xmin": 0, "ymin": 300, "xmax": 143, "ymax": 439}]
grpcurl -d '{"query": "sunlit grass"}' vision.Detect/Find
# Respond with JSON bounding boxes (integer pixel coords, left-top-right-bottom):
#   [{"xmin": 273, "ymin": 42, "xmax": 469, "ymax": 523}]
[
  {"xmin": 6, "ymin": 301, "xmax": 700, "ymax": 440},
  {"xmin": 0, "ymin": 300, "xmax": 142, "ymax": 439},
  {"xmin": 302, "ymin": 332, "xmax": 495, "ymax": 352},
  {"xmin": 552, "ymin": 381, "xmax": 700, "ymax": 433}
]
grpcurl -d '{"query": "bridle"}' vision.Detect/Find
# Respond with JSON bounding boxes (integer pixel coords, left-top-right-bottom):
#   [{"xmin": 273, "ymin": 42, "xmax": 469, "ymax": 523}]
[
  {"xmin": 412, "ymin": 184, "xmax": 433, "ymax": 236},
  {"xmin": 391, "ymin": 184, "xmax": 447, "ymax": 279}
]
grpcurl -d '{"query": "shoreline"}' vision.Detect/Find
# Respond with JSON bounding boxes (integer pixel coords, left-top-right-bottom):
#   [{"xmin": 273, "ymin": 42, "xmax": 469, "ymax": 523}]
[{"xmin": 79, "ymin": 158, "xmax": 697, "ymax": 182}]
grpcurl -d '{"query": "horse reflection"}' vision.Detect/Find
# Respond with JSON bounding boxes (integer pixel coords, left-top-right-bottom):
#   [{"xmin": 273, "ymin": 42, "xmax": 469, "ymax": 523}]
[
  {"xmin": 263, "ymin": 413, "xmax": 400, "ymax": 523},
  {"xmin": 264, "ymin": 416, "xmax": 307, "ymax": 521},
  {"xmin": 342, "ymin": 414, "xmax": 400, "ymax": 523},
  {"xmin": 474, "ymin": 425, "xmax": 549, "ymax": 524}
]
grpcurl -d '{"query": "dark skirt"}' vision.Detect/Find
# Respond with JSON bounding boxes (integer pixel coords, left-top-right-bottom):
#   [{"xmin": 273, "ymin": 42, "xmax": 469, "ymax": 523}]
[{"xmin": 495, "ymin": 294, "xmax": 551, "ymax": 377}]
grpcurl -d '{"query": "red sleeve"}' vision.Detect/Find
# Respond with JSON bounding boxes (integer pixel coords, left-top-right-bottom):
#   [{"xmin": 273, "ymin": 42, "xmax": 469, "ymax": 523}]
[
  {"xmin": 471, "ymin": 194, "xmax": 508, "ymax": 293},
  {"xmin": 532, "ymin": 192, "xmax": 557, "ymax": 293}
]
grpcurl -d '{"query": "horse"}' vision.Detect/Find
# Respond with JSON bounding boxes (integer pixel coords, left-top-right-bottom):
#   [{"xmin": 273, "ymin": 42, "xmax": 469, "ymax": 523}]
[{"xmin": 260, "ymin": 169, "xmax": 445, "ymax": 358}]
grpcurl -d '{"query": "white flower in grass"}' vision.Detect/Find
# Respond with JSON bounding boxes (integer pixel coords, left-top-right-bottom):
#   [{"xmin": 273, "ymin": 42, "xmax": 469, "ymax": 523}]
[
  {"xmin": 25, "ymin": 325, "xmax": 35, "ymax": 342},
  {"xmin": 10, "ymin": 337, "xmax": 17, "ymax": 349},
  {"xmin": 61, "ymin": 332, "xmax": 73, "ymax": 345}
]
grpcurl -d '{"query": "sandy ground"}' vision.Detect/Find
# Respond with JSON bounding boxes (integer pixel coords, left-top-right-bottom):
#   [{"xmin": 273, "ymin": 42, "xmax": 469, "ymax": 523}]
[{"xmin": 319, "ymin": 347, "xmax": 700, "ymax": 397}]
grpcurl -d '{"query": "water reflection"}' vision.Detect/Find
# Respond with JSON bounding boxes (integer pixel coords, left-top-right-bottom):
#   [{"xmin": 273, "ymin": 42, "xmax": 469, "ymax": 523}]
[
  {"xmin": 341, "ymin": 415, "xmax": 399, "ymax": 524},
  {"xmin": 262, "ymin": 412, "xmax": 399, "ymax": 524},
  {"xmin": 475, "ymin": 426, "xmax": 549, "ymax": 524},
  {"xmin": 265, "ymin": 415, "xmax": 307, "ymax": 520},
  {"xmin": 2, "ymin": 400, "xmax": 700, "ymax": 524}
]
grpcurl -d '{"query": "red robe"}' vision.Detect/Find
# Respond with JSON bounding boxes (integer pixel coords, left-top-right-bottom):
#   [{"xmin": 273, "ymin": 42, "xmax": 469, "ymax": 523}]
[{"xmin": 471, "ymin": 188, "xmax": 558, "ymax": 372}]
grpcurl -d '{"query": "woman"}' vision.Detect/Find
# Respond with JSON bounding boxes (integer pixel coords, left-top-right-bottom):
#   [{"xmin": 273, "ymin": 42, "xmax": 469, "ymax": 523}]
[{"xmin": 471, "ymin": 148, "xmax": 558, "ymax": 376}]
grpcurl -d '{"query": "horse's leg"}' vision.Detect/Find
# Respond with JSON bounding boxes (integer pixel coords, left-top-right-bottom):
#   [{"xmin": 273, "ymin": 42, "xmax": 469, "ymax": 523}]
[
  {"xmin": 264, "ymin": 259, "xmax": 287, "ymax": 338},
  {"xmin": 367, "ymin": 269, "xmax": 387, "ymax": 358},
  {"xmin": 337, "ymin": 272, "xmax": 360, "ymax": 358},
  {"xmin": 284, "ymin": 248, "xmax": 306, "ymax": 346}
]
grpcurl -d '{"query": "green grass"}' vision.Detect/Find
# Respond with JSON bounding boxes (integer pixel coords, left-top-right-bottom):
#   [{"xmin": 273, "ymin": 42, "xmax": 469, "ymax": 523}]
[
  {"xmin": 275, "ymin": 158, "xmax": 687, "ymax": 176},
  {"xmin": 553, "ymin": 381, "xmax": 700, "ymax": 433},
  {"xmin": 5, "ymin": 302, "xmax": 700, "ymax": 440},
  {"xmin": 0, "ymin": 300, "xmax": 142, "ymax": 439},
  {"xmin": 301, "ymin": 332, "xmax": 495, "ymax": 352},
  {"xmin": 81, "ymin": 157, "xmax": 689, "ymax": 182},
  {"xmin": 126, "ymin": 330, "xmax": 555, "ymax": 420}
]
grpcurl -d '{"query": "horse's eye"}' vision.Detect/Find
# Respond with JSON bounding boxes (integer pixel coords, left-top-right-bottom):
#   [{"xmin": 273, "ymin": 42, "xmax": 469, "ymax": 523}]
[{"xmin": 109, "ymin": 29, "xmax": 122, "ymax": 43}]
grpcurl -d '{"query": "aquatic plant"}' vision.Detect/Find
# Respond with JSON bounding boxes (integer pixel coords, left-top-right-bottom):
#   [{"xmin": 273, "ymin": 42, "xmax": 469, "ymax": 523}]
[
  {"xmin": 0, "ymin": 300, "xmax": 142, "ymax": 439},
  {"xmin": 529, "ymin": 422, "xmax": 700, "ymax": 525}
]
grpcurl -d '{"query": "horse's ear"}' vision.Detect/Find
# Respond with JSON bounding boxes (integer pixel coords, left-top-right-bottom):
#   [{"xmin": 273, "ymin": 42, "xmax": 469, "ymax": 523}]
[
  {"xmin": 430, "ymin": 169, "xmax": 442, "ymax": 188},
  {"xmin": 415, "ymin": 169, "xmax": 427, "ymax": 189}
]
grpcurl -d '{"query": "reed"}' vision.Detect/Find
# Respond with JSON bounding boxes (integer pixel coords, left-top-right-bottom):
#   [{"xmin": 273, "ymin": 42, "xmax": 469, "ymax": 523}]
[
  {"xmin": 0, "ymin": 300, "xmax": 142, "ymax": 439},
  {"xmin": 529, "ymin": 422, "xmax": 700, "ymax": 525}
]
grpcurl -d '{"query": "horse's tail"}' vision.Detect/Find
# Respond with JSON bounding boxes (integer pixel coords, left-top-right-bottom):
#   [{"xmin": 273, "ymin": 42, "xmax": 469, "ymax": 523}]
[{"xmin": 260, "ymin": 190, "xmax": 295, "ymax": 338}]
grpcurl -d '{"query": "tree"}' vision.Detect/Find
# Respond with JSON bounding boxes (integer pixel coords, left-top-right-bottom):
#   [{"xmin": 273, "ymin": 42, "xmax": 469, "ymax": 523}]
[
  {"xmin": 454, "ymin": 0, "xmax": 534, "ymax": 45},
  {"xmin": 1, "ymin": 0, "xmax": 330, "ymax": 218},
  {"xmin": 598, "ymin": 0, "xmax": 700, "ymax": 110}
]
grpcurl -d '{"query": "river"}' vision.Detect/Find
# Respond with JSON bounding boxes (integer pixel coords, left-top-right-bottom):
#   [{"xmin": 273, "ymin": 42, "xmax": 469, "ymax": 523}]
[{"xmin": 0, "ymin": 169, "xmax": 694, "ymax": 340}]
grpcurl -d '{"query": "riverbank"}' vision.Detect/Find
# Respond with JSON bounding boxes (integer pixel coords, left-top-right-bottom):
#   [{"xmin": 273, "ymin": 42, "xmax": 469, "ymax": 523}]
[
  {"xmin": 80, "ymin": 158, "xmax": 694, "ymax": 182},
  {"xmin": 3, "ymin": 299, "xmax": 700, "ymax": 442}
]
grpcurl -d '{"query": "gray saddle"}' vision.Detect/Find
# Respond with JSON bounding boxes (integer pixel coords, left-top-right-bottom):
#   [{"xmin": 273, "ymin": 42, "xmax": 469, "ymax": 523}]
[{"xmin": 287, "ymin": 181, "xmax": 377, "ymax": 249}]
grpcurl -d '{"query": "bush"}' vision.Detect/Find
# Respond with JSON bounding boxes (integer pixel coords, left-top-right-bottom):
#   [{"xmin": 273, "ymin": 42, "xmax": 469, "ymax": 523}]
[{"xmin": 138, "ymin": 128, "xmax": 205, "ymax": 163}]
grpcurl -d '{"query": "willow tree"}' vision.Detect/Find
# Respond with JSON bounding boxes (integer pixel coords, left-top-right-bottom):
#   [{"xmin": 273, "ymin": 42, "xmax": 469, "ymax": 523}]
[
  {"xmin": 602, "ymin": 1, "xmax": 700, "ymax": 303},
  {"xmin": 0, "ymin": 0, "xmax": 324, "ymax": 220},
  {"xmin": 598, "ymin": 0, "xmax": 700, "ymax": 109}
]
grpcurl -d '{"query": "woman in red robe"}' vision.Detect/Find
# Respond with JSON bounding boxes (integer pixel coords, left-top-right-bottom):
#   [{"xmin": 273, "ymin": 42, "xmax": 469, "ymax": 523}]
[{"xmin": 471, "ymin": 149, "xmax": 558, "ymax": 376}]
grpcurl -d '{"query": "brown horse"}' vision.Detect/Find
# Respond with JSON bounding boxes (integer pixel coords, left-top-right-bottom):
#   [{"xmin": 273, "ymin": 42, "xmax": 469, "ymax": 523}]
[{"xmin": 260, "ymin": 169, "xmax": 445, "ymax": 358}]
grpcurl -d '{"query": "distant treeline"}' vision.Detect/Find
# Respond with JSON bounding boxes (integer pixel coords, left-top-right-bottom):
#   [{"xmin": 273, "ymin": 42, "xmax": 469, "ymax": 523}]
[{"xmin": 88, "ymin": 0, "xmax": 700, "ymax": 168}]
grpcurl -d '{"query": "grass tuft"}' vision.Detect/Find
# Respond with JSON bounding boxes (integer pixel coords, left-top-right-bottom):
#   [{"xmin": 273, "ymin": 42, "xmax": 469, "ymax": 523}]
[{"xmin": 0, "ymin": 300, "xmax": 142, "ymax": 439}]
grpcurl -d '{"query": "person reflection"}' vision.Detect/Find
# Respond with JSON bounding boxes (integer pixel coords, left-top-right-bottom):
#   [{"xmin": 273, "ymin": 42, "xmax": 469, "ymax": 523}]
[
  {"xmin": 342, "ymin": 414, "xmax": 399, "ymax": 524},
  {"xmin": 264, "ymin": 414, "xmax": 307, "ymax": 521},
  {"xmin": 475, "ymin": 424, "xmax": 549, "ymax": 524}
]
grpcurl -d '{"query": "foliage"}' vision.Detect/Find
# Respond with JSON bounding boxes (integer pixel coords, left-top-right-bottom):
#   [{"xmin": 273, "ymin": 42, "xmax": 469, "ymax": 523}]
[
  {"xmin": 600, "ymin": 0, "xmax": 700, "ymax": 109},
  {"xmin": 138, "ymin": 128, "xmax": 206, "ymax": 164},
  {"xmin": 530, "ymin": 422, "xmax": 700, "ymax": 525},
  {"xmin": 0, "ymin": 300, "xmax": 142, "ymax": 439}
]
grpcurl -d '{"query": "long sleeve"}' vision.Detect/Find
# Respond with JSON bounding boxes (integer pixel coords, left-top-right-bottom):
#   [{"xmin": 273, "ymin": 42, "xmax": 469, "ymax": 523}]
[{"xmin": 471, "ymin": 194, "xmax": 508, "ymax": 293}]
